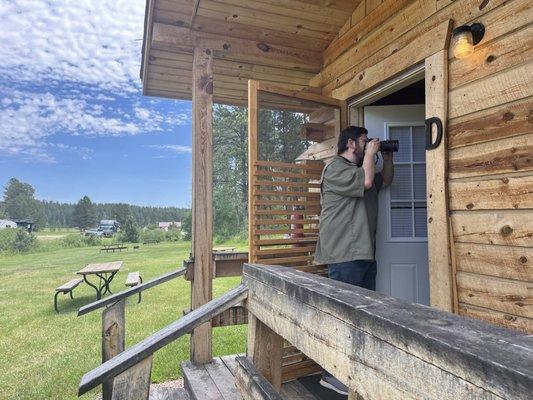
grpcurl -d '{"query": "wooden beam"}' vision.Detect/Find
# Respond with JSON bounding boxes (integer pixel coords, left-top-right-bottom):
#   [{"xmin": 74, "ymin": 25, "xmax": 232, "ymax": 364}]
[
  {"xmin": 110, "ymin": 356, "xmax": 153, "ymax": 400},
  {"xmin": 151, "ymin": 23, "xmax": 322, "ymax": 72},
  {"xmin": 425, "ymin": 50, "xmax": 453, "ymax": 312},
  {"xmin": 332, "ymin": 19, "xmax": 452, "ymax": 99},
  {"xmin": 234, "ymin": 356, "xmax": 284, "ymax": 400},
  {"xmin": 246, "ymin": 315, "xmax": 283, "ymax": 391},
  {"xmin": 242, "ymin": 264, "xmax": 533, "ymax": 399},
  {"xmin": 191, "ymin": 46, "xmax": 214, "ymax": 364}
]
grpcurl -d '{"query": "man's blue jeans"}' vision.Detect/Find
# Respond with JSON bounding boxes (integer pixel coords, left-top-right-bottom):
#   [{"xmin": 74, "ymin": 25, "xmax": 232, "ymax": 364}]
[{"xmin": 328, "ymin": 260, "xmax": 377, "ymax": 291}]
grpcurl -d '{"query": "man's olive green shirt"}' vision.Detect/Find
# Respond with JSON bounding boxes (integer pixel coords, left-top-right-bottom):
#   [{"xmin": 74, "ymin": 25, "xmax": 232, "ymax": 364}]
[{"xmin": 315, "ymin": 155, "xmax": 383, "ymax": 264}]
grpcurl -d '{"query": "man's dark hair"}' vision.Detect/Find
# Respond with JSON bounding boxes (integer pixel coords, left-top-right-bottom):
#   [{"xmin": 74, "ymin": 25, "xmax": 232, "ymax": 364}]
[{"xmin": 337, "ymin": 126, "xmax": 368, "ymax": 155}]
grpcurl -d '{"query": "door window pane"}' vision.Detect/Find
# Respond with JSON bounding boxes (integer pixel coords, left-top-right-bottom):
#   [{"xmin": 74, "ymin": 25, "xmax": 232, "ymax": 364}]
[
  {"xmin": 389, "ymin": 126, "xmax": 411, "ymax": 162},
  {"xmin": 412, "ymin": 126, "xmax": 426, "ymax": 162},
  {"xmin": 391, "ymin": 164, "xmax": 411, "ymax": 200},
  {"xmin": 414, "ymin": 203, "xmax": 428, "ymax": 237},
  {"xmin": 413, "ymin": 164, "xmax": 426, "ymax": 200},
  {"xmin": 391, "ymin": 203, "xmax": 413, "ymax": 237},
  {"xmin": 389, "ymin": 124, "xmax": 427, "ymax": 239}
]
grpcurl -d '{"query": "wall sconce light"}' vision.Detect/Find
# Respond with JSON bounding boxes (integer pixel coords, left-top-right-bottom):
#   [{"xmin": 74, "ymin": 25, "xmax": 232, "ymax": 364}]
[{"xmin": 451, "ymin": 23, "xmax": 485, "ymax": 59}]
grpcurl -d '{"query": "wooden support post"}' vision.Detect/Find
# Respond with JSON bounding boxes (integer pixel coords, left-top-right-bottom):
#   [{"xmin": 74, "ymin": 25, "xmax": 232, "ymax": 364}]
[
  {"xmin": 425, "ymin": 50, "xmax": 453, "ymax": 312},
  {"xmin": 190, "ymin": 46, "xmax": 214, "ymax": 364},
  {"xmin": 111, "ymin": 356, "xmax": 153, "ymax": 400},
  {"xmin": 248, "ymin": 80, "xmax": 259, "ymax": 264},
  {"xmin": 102, "ymin": 299, "xmax": 126, "ymax": 400},
  {"xmin": 247, "ymin": 314, "xmax": 283, "ymax": 391}
]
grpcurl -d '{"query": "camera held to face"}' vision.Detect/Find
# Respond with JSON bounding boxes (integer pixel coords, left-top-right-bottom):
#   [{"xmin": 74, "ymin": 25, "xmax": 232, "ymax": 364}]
[{"xmin": 367, "ymin": 138, "xmax": 399, "ymax": 153}]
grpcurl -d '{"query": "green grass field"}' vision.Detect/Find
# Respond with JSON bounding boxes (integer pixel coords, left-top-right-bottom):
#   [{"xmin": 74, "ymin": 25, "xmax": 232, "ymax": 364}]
[{"xmin": 0, "ymin": 239, "xmax": 248, "ymax": 399}]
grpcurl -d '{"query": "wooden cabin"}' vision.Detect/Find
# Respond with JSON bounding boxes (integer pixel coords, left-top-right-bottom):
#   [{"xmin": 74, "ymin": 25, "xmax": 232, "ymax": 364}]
[{"xmin": 77, "ymin": 1, "xmax": 532, "ymax": 399}]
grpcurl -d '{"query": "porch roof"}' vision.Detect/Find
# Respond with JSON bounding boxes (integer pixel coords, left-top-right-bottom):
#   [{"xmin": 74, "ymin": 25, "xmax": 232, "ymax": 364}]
[{"xmin": 140, "ymin": 0, "xmax": 363, "ymax": 105}]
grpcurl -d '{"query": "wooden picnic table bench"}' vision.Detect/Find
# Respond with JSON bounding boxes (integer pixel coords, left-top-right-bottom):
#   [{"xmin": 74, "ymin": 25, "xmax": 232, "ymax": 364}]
[
  {"xmin": 125, "ymin": 271, "xmax": 143, "ymax": 303},
  {"xmin": 100, "ymin": 244, "xmax": 128, "ymax": 253},
  {"xmin": 142, "ymin": 239, "xmax": 160, "ymax": 245},
  {"xmin": 54, "ymin": 278, "xmax": 83, "ymax": 313}
]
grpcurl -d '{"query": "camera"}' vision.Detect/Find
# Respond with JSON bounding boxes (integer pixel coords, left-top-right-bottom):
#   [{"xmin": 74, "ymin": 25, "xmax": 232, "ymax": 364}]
[{"xmin": 367, "ymin": 138, "xmax": 399, "ymax": 153}]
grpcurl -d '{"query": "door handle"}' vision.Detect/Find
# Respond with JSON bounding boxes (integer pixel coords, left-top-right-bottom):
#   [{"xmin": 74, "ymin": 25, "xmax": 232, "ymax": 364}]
[{"xmin": 425, "ymin": 117, "xmax": 443, "ymax": 150}]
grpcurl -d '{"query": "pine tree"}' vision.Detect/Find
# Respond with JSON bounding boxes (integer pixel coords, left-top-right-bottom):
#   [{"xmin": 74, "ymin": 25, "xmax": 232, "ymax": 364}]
[{"xmin": 72, "ymin": 196, "xmax": 97, "ymax": 230}]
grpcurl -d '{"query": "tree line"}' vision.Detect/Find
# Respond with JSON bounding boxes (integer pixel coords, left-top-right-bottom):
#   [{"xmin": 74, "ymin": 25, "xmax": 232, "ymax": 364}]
[{"xmin": 1, "ymin": 178, "xmax": 188, "ymax": 230}]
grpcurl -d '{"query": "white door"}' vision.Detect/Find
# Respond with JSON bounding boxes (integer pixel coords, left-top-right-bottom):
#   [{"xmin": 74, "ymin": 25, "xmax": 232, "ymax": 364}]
[{"xmin": 364, "ymin": 105, "xmax": 429, "ymax": 305}]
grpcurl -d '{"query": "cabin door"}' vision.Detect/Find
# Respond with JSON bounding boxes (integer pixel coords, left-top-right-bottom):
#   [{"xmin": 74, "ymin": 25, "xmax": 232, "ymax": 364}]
[{"xmin": 364, "ymin": 104, "xmax": 429, "ymax": 305}]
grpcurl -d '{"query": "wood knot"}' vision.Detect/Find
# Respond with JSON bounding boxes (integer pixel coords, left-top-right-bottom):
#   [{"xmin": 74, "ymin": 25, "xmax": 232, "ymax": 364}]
[
  {"xmin": 501, "ymin": 177, "xmax": 509, "ymax": 184},
  {"xmin": 148, "ymin": 55, "xmax": 156, "ymax": 62},
  {"xmin": 432, "ymin": 75, "xmax": 436, "ymax": 81},
  {"xmin": 485, "ymin": 54, "xmax": 496, "ymax": 63},
  {"xmin": 205, "ymin": 81, "xmax": 213, "ymax": 94},
  {"xmin": 257, "ymin": 42, "xmax": 270, "ymax": 52},
  {"xmin": 468, "ymin": 293, "xmax": 474, "ymax": 297},
  {"xmin": 502, "ymin": 112, "xmax": 514, "ymax": 121},
  {"xmin": 205, "ymin": 49, "xmax": 211, "ymax": 55},
  {"xmin": 358, "ymin": 72, "xmax": 364, "ymax": 81},
  {"xmin": 296, "ymin": 24, "xmax": 303, "ymax": 29},
  {"xmin": 504, "ymin": 315, "xmax": 517, "ymax": 321},
  {"xmin": 500, "ymin": 225, "xmax": 513, "ymax": 236},
  {"xmin": 222, "ymin": 43, "xmax": 230, "ymax": 50},
  {"xmin": 466, "ymin": 203, "xmax": 474, "ymax": 210},
  {"xmin": 232, "ymin": 14, "xmax": 238, "ymax": 18},
  {"xmin": 479, "ymin": 0, "xmax": 490, "ymax": 10},
  {"xmin": 428, "ymin": 217, "xmax": 433, "ymax": 223},
  {"xmin": 519, "ymin": 256, "xmax": 528, "ymax": 264}
]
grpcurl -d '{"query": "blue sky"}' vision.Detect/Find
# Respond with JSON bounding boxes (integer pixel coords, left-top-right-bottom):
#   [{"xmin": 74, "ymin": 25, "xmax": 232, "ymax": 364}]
[{"xmin": 0, "ymin": 0, "xmax": 194, "ymax": 207}]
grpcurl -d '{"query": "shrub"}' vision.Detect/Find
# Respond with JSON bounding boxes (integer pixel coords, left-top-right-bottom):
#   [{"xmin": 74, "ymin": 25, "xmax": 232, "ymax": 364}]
[
  {"xmin": 0, "ymin": 228, "xmax": 37, "ymax": 253},
  {"xmin": 120, "ymin": 216, "xmax": 140, "ymax": 243}
]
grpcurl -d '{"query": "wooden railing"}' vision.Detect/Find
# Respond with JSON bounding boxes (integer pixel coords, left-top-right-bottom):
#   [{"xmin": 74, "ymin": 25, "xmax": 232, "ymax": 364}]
[
  {"xmin": 77, "ymin": 268, "xmax": 187, "ymax": 399},
  {"xmin": 242, "ymin": 263, "xmax": 533, "ymax": 399},
  {"xmin": 78, "ymin": 284, "xmax": 248, "ymax": 398}
]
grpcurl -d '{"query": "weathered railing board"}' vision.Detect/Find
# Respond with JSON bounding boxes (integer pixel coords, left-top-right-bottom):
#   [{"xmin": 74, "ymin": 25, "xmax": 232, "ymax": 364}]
[
  {"xmin": 78, "ymin": 268, "xmax": 186, "ymax": 316},
  {"xmin": 111, "ymin": 356, "xmax": 152, "ymax": 400},
  {"xmin": 235, "ymin": 356, "xmax": 284, "ymax": 400},
  {"xmin": 78, "ymin": 284, "xmax": 248, "ymax": 396},
  {"xmin": 102, "ymin": 299, "xmax": 125, "ymax": 400},
  {"xmin": 243, "ymin": 264, "xmax": 533, "ymax": 400}
]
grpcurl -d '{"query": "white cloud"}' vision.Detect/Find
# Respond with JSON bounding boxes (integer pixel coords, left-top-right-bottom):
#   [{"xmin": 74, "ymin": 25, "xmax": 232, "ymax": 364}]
[
  {"xmin": 0, "ymin": 0, "xmax": 145, "ymax": 93},
  {"xmin": 148, "ymin": 144, "xmax": 192, "ymax": 154}
]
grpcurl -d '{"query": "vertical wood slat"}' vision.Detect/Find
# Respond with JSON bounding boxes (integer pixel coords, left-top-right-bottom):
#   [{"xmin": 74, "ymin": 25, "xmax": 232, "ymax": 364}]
[
  {"xmin": 425, "ymin": 50, "xmax": 454, "ymax": 312},
  {"xmin": 191, "ymin": 46, "xmax": 214, "ymax": 364},
  {"xmin": 248, "ymin": 79, "xmax": 260, "ymax": 264},
  {"xmin": 111, "ymin": 355, "xmax": 153, "ymax": 400},
  {"xmin": 102, "ymin": 299, "xmax": 126, "ymax": 400}
]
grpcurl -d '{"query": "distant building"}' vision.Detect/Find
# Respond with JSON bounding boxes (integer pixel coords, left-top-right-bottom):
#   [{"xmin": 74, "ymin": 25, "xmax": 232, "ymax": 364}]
[
  {"xmin": 14, "ymin": 219, "xmax": 35, "ymax": 232},
  {"xmin": 158, "ymin": 221, "xmax": 181, "ymax": 231},
  {"xmin": 0, "ymin": 219, "xmax": 17, "ymax": 229}
]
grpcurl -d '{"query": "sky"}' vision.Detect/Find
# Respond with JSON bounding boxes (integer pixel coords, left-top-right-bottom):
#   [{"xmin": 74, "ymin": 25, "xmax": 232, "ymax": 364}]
[{"xmin": 0, "ymin": 0, "xmax": 194, "ymax": 207}]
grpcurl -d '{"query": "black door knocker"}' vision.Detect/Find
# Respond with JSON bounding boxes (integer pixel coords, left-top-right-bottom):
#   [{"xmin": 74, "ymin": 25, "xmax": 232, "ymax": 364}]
[{"xmin": 425, "ymin": 117, "xmax": 443, "ymax": 150}]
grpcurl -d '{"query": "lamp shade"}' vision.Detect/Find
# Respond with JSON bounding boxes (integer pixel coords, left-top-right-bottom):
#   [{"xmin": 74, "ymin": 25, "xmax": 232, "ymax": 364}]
[{"xmin": 452, "ymin": 26, "xmax": 474, "ymax": 59}]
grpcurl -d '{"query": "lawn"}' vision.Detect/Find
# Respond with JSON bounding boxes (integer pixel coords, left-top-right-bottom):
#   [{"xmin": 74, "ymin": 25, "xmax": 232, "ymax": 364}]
[{"xmin": 0, "ymin": 240, "xmax": 248, "ymax": 400}]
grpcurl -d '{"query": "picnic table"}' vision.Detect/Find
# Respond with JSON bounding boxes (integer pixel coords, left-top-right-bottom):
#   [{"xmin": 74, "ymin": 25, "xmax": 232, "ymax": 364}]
[{"xmin": 76, "ymin": 261, "xmax": 123, "ymax": 300}]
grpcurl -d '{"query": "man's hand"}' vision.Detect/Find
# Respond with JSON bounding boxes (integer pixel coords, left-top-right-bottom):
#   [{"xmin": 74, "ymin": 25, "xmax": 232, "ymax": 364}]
[{"xmin": 366, "ymin": 139, "xmax": 380, "ymax": 156}]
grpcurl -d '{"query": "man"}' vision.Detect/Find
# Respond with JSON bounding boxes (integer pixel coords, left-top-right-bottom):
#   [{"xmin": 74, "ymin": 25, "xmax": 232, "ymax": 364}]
[{"xmin": 315, "ymin": 125, "xmax": 394, "ymax": 395}]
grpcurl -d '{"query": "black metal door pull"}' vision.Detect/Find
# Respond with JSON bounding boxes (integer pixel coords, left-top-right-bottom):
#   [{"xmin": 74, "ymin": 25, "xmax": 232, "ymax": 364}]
[{"xmin": 425, "ymin": 117, "xmax": 443, "ymax": 150}]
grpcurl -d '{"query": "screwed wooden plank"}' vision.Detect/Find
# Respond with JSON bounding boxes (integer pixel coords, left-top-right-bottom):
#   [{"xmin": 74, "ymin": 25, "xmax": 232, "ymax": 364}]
[
  {"xmin": 425, "ymin": 50, "xmax": 453, "ymax": 312},
  {"xmin": 111, "ymin": 356, "xmax": 153, "ymax": 400},
  {"xmin": 204, "ymin": 358, "xmax": 242, "ymax": 400},
  {"xmin": 459, "ymin": 302, "xmax": 533, "ymax": 334},
  {"xmin": 103, "ymin": 299, "xmax": 126, "ymax": 400}
]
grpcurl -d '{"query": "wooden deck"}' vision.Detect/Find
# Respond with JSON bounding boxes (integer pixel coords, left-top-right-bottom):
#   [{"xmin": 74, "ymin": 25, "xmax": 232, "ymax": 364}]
[{"xmin": 182, "ymin": 355, "xmax": 326, "ymax": 400}]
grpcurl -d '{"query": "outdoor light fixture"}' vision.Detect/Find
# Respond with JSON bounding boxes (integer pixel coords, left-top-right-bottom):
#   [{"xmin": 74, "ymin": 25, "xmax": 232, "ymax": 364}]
[{"xmin": 451, "ymin": 23, "xmax": 485, "ymax": 59}]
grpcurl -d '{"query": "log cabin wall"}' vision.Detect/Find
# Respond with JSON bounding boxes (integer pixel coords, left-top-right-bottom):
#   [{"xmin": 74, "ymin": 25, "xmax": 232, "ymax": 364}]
[{"xmin": 311, "ymin": 0, "xmax": 532, "ymax": 333}]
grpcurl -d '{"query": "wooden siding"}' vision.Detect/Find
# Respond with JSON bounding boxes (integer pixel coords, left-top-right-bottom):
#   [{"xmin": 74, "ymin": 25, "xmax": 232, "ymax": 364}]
[{"xmin": 319, "ymin": 0, "xmax": 533, "ymax": 333}]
